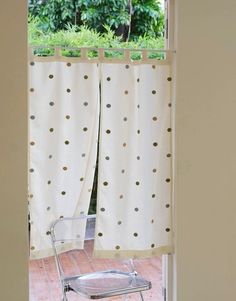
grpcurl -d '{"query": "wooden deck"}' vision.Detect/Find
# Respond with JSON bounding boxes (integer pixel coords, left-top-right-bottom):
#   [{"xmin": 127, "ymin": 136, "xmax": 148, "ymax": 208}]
[{"xmin": 29, "ymin": 240, "xmax": 162, "ymax": 301}]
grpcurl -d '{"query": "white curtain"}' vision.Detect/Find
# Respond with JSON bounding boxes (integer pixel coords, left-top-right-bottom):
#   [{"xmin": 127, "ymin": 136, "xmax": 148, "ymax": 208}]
[
  {"xmin": 29, "ymin": 61, "xmax": 99, "ymax": 259},
  {"xmin": 94, "ymin": 63, "xmax": 173, "ymax": 258}
]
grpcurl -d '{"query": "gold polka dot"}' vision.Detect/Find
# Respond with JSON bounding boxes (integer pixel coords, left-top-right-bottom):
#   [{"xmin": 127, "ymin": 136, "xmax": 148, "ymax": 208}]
[
  {"xmin": 135, "ymin": 181, "xmax": 140, "ymax": 185},
  {"xmin": 29, "ymin": 194, "xmax": 33, "ymax": 198},
  {"xmin": 115, "ymin": 245, "xmax": 120, "ymax": 250},
  {"xmin": 103, "ymin": 181, "xmax": 108, "ymax": 186},
  {"xmin": 152, "ymin": 90, "xmax": 156, "ymax": 94},
  {"xmin": 153, "ymin": 168, "xmax": 157, "ymax": 173},
  {"xmin": 30, "ymin": 141, "xmax": 35, "ymax": 146},
  {"xmin": 62, "ymin": 166, "xmax": 68, "ymax": 171},
  {"xmin": 153, "ymin": 142, "xmax": 158, "ymax": 147},
  {"xmin": 152, "ymin": 194, "xmax": 155, "ymax": 198},
  {"xmin": 153, "ymin": 116, "xmax": 157, "ymax": 121},
  {"xmin": 124, "ymin": 90, "xmax": 128, "ymax": 95},
  {"xmin": 65, "ymin": 140, "xmax": 69, "ymax": 145},
  {"xmin": 166, "ymin": 228, "xmax": 170, "ymax": 232},
  {"xmin": 67, "ymin": 62, "xmax": 71, "ymax": 67},
  {"xmin": 106, "ymin": 129, "xmax": 111, "ymax": 134},
  {"xmin": 167, "ymin": 77, "xmax": 172, "ymax": 81},
  {"xmin": 31, "ymin": 246, "xmax": 35, "ymax": 250},
  {"xmin": 47, "ymin": 180, "xmax": 51, "ymax": 185},
  {"xmin": 167, "ymin": 153, "xmax": 171, "ymax": 157},
  {"xmin": 80, "ymin": 177, "xmax": 84, "ymax": 181},
  {"xmin": 166, "ymin": 204, "xmax": 170, "ymax": 208},
  {"xmin": 166, "ymin": 178, "xmax": 171, "ymax": 183},
  {"xmin": 137, "ymin": 130, "xmax": 140, "ymax": 134},
  {"xmin": 49, "ymin": 128, "xmax": 54, "ymax": 132},
  {"xmin": 107, "ymin": 77, "xmax": 111, "ymax": 81},
  {"xmin": 123, "ymin": 143, "xmax": 127, "ymax": 147},
  {"xmin": 66, "ymin": 115, "xmax": 70, "ymax": 119},
  {"xmin": 84, "ymin": 75, "xmax": 88, "ymax": 79},
  {"xmin": 152, "ymin": 65, "xmax": 156, "ymax": 69},
  {"xmin": 151, "ymin": 244, "xmax": 155, "ymax": 248},
  {"xmin": 168, "ymin": 103, "xmax": 172, "ymax": 107},
  {"xmin": 61, "ymin": 191, "xmax": 66, "ymax": 195},
  {"xmin": 49, "ymin": 74, "xmax": 54, "ymax": 79},
  {"xmin": 83, "ymin": 127, "xmax": 88, "ymax": 132},
  {"xmin": 98, "ymin": 232, "xmax": 103, "ymax": 237},
  {"xmin": 167, "ymin": 128, "xmax": 172, "ymax": 132}
]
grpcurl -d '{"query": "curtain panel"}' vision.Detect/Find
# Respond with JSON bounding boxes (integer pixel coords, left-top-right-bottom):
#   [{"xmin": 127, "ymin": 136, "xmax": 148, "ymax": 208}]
[
  {"xmin": 29, "ymin": 61, "xmax": 100, "ymax": 259},
  {"xmin": 28, "ymin": 49, "xmax": 173, "ymax": 259},
  {"xmin": 95, "ymin": 63, "xmax": 172, "ymax": 258}
]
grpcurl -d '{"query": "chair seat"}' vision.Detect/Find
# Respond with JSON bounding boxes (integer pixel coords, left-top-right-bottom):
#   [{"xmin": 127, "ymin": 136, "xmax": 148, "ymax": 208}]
[{"xmin": 66, "ymin": 270, "xmax": 152, "ymax": 299}]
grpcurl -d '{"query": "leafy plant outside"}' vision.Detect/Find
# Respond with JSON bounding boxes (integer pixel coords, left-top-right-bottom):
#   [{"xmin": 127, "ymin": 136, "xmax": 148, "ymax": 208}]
[
  {"xmin": 28, "ymin": 0, "xmax": 164, "ymax": 39},
  {"xmin": 29, "ymin": 18, "xmax": 164, "ymax": 60}
]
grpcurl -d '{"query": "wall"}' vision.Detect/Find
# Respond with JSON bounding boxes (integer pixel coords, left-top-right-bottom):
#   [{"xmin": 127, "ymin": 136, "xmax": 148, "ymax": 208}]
[
  {"xmin": 0, "ymin": 1, "xmax": 28, "ymax": 300},
  {"xmin": 175, "ymin": 0, "xmax": 236, "ymax": 300}
]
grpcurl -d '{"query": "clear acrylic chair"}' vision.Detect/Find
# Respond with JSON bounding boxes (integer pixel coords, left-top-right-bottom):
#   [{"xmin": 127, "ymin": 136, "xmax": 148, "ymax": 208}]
[{"xmin": 50, "ymin": 215, "xmax": 151, "ymax": 301}]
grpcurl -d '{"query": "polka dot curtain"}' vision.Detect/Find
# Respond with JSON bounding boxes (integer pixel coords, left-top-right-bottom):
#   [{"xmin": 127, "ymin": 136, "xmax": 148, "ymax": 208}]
[
  {"xmin": 94, "ymin": 63, "xmax": 173, "ymax": 258},
  {"xmin": 29, "ymin": 61, "xmax": 100, "ymax": 259}
]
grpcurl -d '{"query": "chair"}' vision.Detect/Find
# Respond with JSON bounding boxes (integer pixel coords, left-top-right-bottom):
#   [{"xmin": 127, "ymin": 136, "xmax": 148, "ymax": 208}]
[{"xmin": 50, "ymin": 215, "xmax": 152, "ymax": 301}]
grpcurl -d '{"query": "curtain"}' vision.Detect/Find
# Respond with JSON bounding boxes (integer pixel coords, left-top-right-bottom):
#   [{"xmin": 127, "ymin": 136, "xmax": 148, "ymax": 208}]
[
  {"xmin": 94, "ymin": 63, "xmax": 173, "ymax": 258},
  {"xmin": 29, "ymin": 61, "xmax": 99, "ymax": 259}
]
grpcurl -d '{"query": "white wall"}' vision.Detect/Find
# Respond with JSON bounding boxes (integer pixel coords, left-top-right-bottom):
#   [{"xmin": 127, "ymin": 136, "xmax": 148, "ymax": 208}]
[
  {"xmin": 175, "ymin": 0, "xmax": 236, "ymax": 300},
  {"xmin": 0, "ymin": 1, "xmax": 28, "ymax": 300}
]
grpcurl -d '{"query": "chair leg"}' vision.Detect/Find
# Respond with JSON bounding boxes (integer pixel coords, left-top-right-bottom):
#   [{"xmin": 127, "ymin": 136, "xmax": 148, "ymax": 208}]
[
  {"xmin": 62, "ymin": 293, "xmax": 68, "ymax": 301},
  {"xmin": 61, "ymin": 289, "xmax": 68, "ymax": 301},
  {"xmin": 139, "ymin": 291, "xmax": 144, "ymax": 301}
]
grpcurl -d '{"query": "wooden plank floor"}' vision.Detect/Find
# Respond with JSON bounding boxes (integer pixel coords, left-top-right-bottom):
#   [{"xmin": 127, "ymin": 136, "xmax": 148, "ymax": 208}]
[{"xmin": 29, "ymin": 240, "xmax": 162, "ymax": 301}]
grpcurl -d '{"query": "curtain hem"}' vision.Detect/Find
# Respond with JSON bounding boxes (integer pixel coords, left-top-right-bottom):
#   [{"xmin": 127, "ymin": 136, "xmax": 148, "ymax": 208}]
[{"xmin": 93, "ymin": 245, "xmax": 173, "ymax": 259}]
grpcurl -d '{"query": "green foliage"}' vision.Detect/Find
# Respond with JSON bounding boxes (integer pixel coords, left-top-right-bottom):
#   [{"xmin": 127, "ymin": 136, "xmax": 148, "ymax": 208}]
[
  {"xmin": 28, "ymin": 0, "xmax": 164, "ymax": 39},
  {"xmin": 28, "ymin": 18, "xmax": 164, "ymax": 58},
  {"xmin": 29, "ymin": 0, "xmax": 77, "ymax": 32},
  {"xmin": 77, "ymin": 0, "xmax": 130, "ymax": 32},
  {"xmin": 132, "ymin": 0, "xmax": 164, "ymax": 38}
]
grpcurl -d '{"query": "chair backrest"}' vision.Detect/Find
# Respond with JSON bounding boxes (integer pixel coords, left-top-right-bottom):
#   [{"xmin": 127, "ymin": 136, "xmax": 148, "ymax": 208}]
[{"xmin": 50, "ymin": 215, "xmax": 96, "ymax": 278}]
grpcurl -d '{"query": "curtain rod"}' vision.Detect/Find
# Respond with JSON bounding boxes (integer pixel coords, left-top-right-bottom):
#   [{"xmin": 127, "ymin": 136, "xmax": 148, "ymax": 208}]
[{"xmin": 29, "ymin": 45, "xmax": 176, "ymax": 53}]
